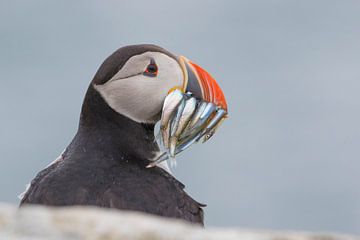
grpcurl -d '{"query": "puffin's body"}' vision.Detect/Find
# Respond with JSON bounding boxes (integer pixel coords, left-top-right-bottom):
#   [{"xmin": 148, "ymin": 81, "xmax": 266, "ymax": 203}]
[
  {"xmin": 20, "ymin": 44, "xmax": 227, "ymax": 225},
  {"xmin": 21, "ymin": 86, "xmax": 204, "ymax": 223}
]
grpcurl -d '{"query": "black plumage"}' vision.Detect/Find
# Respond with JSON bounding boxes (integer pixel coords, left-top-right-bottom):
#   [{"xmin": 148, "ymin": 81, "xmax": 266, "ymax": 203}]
[{"xmin": 20, "ymin": 45, "xmax": 205, "ymax": 225}]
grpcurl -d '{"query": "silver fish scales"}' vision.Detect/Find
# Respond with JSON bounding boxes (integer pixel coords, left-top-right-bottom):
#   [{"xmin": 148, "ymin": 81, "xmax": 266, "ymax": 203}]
[{"xmin": 147, "ymin": 90, "xmax": 228, "ymax": 168}]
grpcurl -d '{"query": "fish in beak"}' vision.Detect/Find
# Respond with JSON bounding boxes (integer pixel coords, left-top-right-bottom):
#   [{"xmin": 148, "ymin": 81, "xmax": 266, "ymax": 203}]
[{"xmin": 147, "ymin": 56, "xmax": 228, "ymax": 168}]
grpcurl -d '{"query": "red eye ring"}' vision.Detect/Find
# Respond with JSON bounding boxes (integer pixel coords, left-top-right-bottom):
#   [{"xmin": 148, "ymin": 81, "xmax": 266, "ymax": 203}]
[{"xmin": 144, "ymin": 62, "xmax": 158, "ymax": 77}]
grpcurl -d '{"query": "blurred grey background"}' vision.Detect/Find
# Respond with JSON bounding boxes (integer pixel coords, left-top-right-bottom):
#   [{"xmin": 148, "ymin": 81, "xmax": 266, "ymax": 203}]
[{"xmin": 1, "ymin": 0, "xmax": 359, "ymax": 234}]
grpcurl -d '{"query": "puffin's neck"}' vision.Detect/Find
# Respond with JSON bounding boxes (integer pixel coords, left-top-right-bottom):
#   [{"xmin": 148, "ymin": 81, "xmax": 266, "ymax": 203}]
[{"xmin": 70, "ymin": 85, "xmax": 159, "ymax": 163}]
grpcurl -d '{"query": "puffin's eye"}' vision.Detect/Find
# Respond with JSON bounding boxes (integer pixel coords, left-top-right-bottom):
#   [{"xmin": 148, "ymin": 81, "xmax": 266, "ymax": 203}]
[{"xmin": 144, "ymin": 61, "xmax": 158, "ymax": 77}]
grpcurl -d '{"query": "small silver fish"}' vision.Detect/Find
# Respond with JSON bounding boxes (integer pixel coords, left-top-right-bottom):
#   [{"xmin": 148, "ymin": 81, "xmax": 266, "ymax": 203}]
[
  {"xmin": 174, "ymin": 97, "xmax": 197, "ymax": 137},
  {"xmin": 181, "ymin": 101, "xmax": 207, "ymax": 138},
  {"xmin": 147, "ymin": 130, "xmax": 201, "ymax": 168},
  {"xmin": 160, "ymin": 90, "xmax": 184, "ymax": 149},
  {"xmin": 196, "ymin": 108, "xmax": 227, "ymax": 143},
  {"xmin": 168, "ymin": 97, "xmax": 197, "ymax": 156},
  {"xmin": 181, "ymin": 102, "xmax": 217, "ymax": 141},
  {"xmin": 198, "ymin": 102, "xmax": 217, "ymax": 123},
  {"xmin": 201, "ymin": 117, "xmax": 226, "ymax": 143},
  {"xmin": 161, "ymin": 124, "xmax": 171, "ymax": 149},
  {"xmin": 160, "ymin": 89, "xmax": 184, "ymax": 130},
  {"xmin": 170, "ymin": 98, "xmax": 186, "ymax": 137},
  {"xmin": 169, "ymin": 98, "xmax": 186, "ymax": 156}
]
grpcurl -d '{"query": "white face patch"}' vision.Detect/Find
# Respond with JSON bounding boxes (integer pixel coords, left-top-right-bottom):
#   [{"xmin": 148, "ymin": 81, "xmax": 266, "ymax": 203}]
[{"xmin": 94, "ymin": 52, "xmax": 183, "ymax": 123}]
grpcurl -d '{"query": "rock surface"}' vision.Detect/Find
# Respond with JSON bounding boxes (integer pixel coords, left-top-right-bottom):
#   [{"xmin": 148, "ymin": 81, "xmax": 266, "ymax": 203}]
[{"xmin": 0, "ymin": 203, "xmax": 358, "ymax": 240}]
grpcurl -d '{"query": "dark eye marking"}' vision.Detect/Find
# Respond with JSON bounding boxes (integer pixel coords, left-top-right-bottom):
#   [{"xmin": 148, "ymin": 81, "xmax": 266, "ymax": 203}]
[{"xmin": 144, "ymin": 59, "xmax": 158, "ymax": 77}]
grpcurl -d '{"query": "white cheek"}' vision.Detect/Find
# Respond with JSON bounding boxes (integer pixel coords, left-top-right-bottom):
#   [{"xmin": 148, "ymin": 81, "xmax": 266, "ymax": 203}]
[
  {"xmin": 95, "ymin": 77, "xmax": 163, "ymax": 122},
  {"xmin": 94, "ymin": 52, "xmax": 183, "ymax": 123}
]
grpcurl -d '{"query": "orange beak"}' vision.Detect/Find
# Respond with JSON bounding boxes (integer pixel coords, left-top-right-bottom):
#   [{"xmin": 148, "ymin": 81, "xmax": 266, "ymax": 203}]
[{"xmin": 179, "ymin": 56, "xmax": 228, "ymax": 112}]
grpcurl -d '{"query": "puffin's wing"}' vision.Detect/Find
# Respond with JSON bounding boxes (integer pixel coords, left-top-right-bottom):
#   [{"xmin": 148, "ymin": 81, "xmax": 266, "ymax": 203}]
[
  {"xmin": 96, "ymin": 167, "xmax": 205, "ymax": 225},
  {"xmin": 20, "ymin": 154, "xmax": 90, "ymax": 206},
  {"xmin": 19, "ymin": 158, "xmax": 62, "ymax": 205}
]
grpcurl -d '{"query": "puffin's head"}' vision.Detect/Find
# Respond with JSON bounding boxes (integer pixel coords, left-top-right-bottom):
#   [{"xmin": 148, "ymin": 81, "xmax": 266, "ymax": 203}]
[{"xmin": 92, "ymin": 44, "xmax": 227, "ymax": 123}]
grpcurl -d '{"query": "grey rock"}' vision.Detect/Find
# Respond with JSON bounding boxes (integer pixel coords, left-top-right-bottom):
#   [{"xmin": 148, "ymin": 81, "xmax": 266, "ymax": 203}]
[{"xmin": 0, "ymin": 203, "xmax": 358, "ymax": 240}]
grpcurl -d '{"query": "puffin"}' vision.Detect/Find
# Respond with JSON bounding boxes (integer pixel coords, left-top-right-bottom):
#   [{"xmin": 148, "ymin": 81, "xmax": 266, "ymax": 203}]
[{"xmin": 20, "ymin": 44, "xmax": 227, "ymax": 226}]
